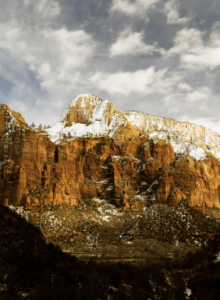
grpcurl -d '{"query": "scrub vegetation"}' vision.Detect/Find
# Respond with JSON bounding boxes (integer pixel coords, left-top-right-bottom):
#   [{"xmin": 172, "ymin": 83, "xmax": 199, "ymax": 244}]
[{"xmin": 1, "ymin": 201, "xmax": 220, "ymax": 299}]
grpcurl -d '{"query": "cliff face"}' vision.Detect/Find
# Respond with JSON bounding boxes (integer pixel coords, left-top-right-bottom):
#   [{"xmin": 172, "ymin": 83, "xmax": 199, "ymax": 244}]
[{"xmin": 1, "ymin": 95, "xmax": 220, "ymax": 210}]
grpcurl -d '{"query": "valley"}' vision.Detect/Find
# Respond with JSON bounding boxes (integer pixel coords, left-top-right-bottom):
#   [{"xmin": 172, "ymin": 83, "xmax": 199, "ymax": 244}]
[
  {"xmin": 1, "ymin": 199, "xmax": 220, "ymax": 300},
  {"xmin": 7, "ymin": 198, "xmax": 220, "ymax": 266},
  {"xmin": 2, "ymin": 94, "xmax": 220, "ymax": 298}
]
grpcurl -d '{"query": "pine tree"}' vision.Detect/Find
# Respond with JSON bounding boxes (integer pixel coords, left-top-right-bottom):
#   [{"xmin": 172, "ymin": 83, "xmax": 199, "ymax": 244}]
[
  {"xmin": 39, "ymin": 124, "xmax": 42, "ymax": 130},
  {"xmin": 31, "ymin": 122, "xmax": 35, "ymax": 127}
]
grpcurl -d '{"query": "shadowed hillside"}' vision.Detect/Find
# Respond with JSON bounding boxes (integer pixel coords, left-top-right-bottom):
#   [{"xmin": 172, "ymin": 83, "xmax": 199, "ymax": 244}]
[{"xmin": 1, "ymin": 201, "xmax": 220, "ymax": 299}]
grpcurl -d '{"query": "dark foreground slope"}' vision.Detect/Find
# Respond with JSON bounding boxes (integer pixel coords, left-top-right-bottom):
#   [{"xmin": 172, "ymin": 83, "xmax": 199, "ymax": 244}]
[{"xmin": 1, "ymin": 202, "xmax": 220, "ymax": 300}]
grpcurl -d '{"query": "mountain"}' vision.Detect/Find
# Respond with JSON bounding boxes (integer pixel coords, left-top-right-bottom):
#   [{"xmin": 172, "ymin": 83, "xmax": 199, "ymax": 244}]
[
  {"xmin": 1, "ymin": 93, "xmax": 220, "ymax": 211},
  {"xmin": 48, "ymin": 93, "xmax": 220, "ymax": 160},
  {"xmin": 1, "ymin": 200, "xmax": 220, "ymax": 300},
  {"xmin": 2, "ymin": 96, "xmax": 220, "ymax": 299}
]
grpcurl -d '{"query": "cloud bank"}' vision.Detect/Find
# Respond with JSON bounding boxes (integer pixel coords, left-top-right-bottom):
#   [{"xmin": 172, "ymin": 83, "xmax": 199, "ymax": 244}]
[{"xmin": 0, "ymin": 0, "xmax": 219, "ymax": 133}]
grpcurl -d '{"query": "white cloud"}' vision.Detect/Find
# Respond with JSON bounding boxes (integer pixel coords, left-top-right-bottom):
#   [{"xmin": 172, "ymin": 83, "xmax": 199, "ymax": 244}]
[
  {"xmin": 168, "ymin": 28, "xmax": 205, "ymax": 56},
  {"xmin": 110, "ymin": 0, "xmax": 139, "ymax": 15},
  {"xmin": 162, "ymin": 84, "xmax": 213, "ymax": 109},
  {"xmin": 38, "ymin": 62, "xmax": 51, "ymax": 77},
  {"xmin": 137, "ymin": 0, "xmax": 160, "ymax": 10},
  {"xmin": 168, "ymin": 107, "xmax": 179, "ymax": 113},
  {"xmin": 182, "ymin": 47, "xmax": 220, "ymax": 69},
  {"xmin": 23, "ymin": 0, "xmax": 60, "ymax": 17},
  {"xmin": 90, "ymin": 68, "xmax": 155, "ymax": 96},
  {"xmin": 162, "ymin": 0, "xmax": 190, "ymax": 24},
  {"xmin": 184, "ymin": 87, "xmax": 211, "ymax": 102},
  {"xmin": 7, "ymin": 99, "xmax": 29, "ymax": 115},
  {"xmin": 177, "ymin": 82, "xmax": 193, "ymax": 91},
  {"xmin": 178, "ymin": 116, "xmax": 220, "ymax": 135},
  {"xmin": 110, "ymin": 29, "xmax": 166, "ymax": 57},
  {"xmin": 167, "ymin": 23, "xmax": 220, "ymax": 69},
  {"xmin": 162, "ymin": 92, "xmax": 182, "ymax": 104},
  {"xmin": 90, "ymin": 67, "xmax": 182, "ymax": 96},
  {"xmin": 110, "ymin": 0, "xmax": 160, "ymax": 17},
  {"xmin": 164, "ymin": 85, "xmax": 212, "ymax": 104},
  {"xmin": 0, "ymin": 21, "xmax": 95, "ymax": 98},
  {"xmin": 209, "ymin": 21, "xmax": 220, "ymax": 46}
]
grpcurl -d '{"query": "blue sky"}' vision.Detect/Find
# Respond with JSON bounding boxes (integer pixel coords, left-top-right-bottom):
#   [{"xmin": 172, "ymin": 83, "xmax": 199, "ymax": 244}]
[{"xmin": 0, "ymin": 0, "xmax": 220, "ymax": 133}]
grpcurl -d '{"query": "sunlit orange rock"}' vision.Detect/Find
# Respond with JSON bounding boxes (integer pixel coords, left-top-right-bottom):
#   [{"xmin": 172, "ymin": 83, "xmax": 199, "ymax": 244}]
[{"xmin": 1, "ymin": 96, "xmax": 220, "ymax": 212}]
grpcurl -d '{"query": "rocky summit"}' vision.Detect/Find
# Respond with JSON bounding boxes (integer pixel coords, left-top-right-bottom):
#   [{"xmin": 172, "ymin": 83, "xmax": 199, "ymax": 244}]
[
  {"xmin": 1, "ymin": 94, "xmax": 220, "ymax": 299},
  {"xmin": 1, "ymin": 93, "xmax": 220, "ymax": 211}
]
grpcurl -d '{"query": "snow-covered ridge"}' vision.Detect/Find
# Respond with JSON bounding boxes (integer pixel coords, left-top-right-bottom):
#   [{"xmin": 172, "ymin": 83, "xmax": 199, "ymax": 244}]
[
  {"xmin": 5, "ymin": 110, "xmax": 19, "ymax": 129},
  {"xmin": 45, "ymin": 93, "xmax": 220, "ymax": 161},
  {"xmin": 46, "ymin": 93, "xmax": 127, "ymax": 142}
]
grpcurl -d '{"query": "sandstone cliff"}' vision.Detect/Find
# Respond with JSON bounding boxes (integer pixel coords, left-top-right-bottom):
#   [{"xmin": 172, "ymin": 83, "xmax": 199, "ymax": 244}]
[{"xmin": 1, "ymin": 94, "xmax": 220, "ymax": 210}]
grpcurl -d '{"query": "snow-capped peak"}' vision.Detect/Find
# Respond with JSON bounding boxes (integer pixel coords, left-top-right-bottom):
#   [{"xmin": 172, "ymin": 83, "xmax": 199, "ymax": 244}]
[
  {"xmin": 45, "ymin": 94, "xmax": 118, "ymax": 142},
  {"xmin": 45, "ymin": 94, "xmax": 220, "ymax": 161},
  {"xmin": 69, "ymin": 93, "xmax": 98, "ymax": 108},
  {"xmin": 61, "ymin": 93, "xmax": 112, "ymax": 124}
]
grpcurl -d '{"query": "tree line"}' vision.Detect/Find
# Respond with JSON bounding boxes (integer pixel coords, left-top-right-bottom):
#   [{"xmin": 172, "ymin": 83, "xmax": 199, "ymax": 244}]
[
  {"xmin": 30, "ymin": 123, "xmax": 51, "ymax": 129},
  {"xmin": 1, "ymin": 200, "xmax": 220, "ymax": 299}
]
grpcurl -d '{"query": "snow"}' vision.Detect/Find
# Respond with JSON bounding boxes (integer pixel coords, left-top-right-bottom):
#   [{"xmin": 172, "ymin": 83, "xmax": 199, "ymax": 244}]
[
  {"xmin": 92, "ymin": 100, "xmax": 109, "ymax": 121},
  {"xmin": 185, "ymin": 288, "xmax": 191, "ymax": 297},
  {"xmin": 164, "ymin": 271, "xmax": 172, "ymax": 286},
  {"xmin": 44, "ymin": 93, "xmax": 220, "ymax": 160},
  {"xmin": 147, "ymin": 179, "xmax": 158, "ymax": 193},
  {"xmin": 45, "ymin": 95, "xmax": 117, "ymax": 143},
  {"xmin": 213, "ymin": 252, "xmax": 220, "ymax": 263},
  {"xmin": 6, "ymin": 110, "xmax": 18, "ymax": 126},
  {"xmin": 97, "ymin": 179, "xmax": 110, "ymax": 185},
  {"xmin": 8, "ymin": 205, "xmax": 30, "ymax": 222},
  {"xmin": 46, "ymin": 120, "xmax": 107, "ymax": 143},
  {"xmin": 141, "ymin": 181, "xmax": 147, "ymax": 185},
  {"xmin": 69, "ymin": 93, "xmax": 90, "ymax": 108},
  {"xmin": 103, "ymin": 216, "xmax": 110, "ymax": 222},
  {"xmin": 130, "ymin": 195, "xmax": 148, "ymax": 202},
  {"xmin": 106, "ymin": 186, "xmax": 113, "ymax": 191},
  {"xmin": 148, "ymin": 131, "xmax": 207, "ymax": 161},
  {"xmin": 125, "ymin": 111, "xmax": 144, "ymax": 128},
  {"xmin": 189, "ymin": 146, "xmax": 206, "ymax": 161},
  {"xmin": 92, "ymin": 198, "xmax": 106, "ymax": 204},
  {"xmin": 111, "ymin": 155, "xmax": 122, "ymax": 160}
]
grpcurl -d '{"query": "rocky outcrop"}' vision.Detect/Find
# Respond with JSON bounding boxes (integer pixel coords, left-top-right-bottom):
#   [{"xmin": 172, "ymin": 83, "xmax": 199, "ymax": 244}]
[{"xmin": 1, "ymin": 95, "xmax": 220, "ymax": 210}]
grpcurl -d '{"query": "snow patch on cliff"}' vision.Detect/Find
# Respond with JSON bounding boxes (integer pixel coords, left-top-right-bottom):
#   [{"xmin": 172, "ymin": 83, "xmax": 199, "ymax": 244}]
[
  {"xmin": 125, "ymin": 111, "xmax": 144, "ymax": 128},
  {"xmin": 46, "ymin": 94, "xmax": 119, "ymax": 142},
  {"xmin": 45, "ymin": 93, "xmax": 220, "ymax": 161},
  {"xmin": 69, "ymin": 93, "xmax": 90, "ymax": 108},
  {"xmin": 46, "ymin": 120, "xmax": 109, "ymax": 143},
  {"xmin": 148, "ymin": 131, "xmax": 207, "ymax": 161},
  {"xmin": 6, "ymin": 110, "xmax": 18, "ymax": 126}
]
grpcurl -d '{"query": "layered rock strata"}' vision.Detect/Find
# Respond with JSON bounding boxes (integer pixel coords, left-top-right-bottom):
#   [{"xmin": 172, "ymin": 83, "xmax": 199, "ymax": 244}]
[{"xmin": 0, "ymin": 95, "xmax": 220, "ymax": 210}]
